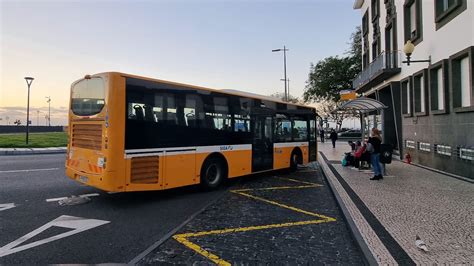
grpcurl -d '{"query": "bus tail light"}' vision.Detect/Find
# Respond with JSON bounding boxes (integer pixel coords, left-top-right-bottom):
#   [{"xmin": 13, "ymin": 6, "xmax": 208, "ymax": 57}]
[{"xmin": 98, "ymin": 157, "xmax": 106, "ymax": 169}]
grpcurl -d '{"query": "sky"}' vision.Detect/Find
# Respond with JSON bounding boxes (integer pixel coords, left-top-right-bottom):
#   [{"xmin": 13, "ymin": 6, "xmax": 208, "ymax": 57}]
[{"xmin": 1, "ymin": 0, "xmax": 360, "ymax": 125}]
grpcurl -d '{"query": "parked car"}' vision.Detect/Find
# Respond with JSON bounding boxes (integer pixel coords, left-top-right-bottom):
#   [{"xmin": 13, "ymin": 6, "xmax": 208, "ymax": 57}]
[{"xmin": 337, "ymin": 130, "xmax": 362, "ymax": 139}]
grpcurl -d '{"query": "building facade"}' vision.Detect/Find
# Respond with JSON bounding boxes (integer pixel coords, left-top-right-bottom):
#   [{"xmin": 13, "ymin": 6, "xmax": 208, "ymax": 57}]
[{"xmin": 353, "ymin": 0, "xmax": 473, "ymax": 179}]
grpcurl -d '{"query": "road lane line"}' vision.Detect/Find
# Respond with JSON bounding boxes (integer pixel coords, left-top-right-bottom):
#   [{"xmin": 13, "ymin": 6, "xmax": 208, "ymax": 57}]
[
  {"xmin": 0, "ymin": 168, "xmax": 60, "ymax": 173},
  {"xmin": 46, "ymin": 193, "xmax": 100, "ymax": 202}
]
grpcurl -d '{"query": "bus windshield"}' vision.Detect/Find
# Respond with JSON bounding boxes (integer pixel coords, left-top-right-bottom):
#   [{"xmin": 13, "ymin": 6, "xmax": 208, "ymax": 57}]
[{"xmin": 71, "ymin": 77, "xmax": 105, "ymax": 116}]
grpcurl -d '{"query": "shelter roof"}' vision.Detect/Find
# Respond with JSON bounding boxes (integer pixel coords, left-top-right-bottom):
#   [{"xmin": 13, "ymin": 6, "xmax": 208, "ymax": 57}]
[{"xmin": 333, "ymin": 97, "xmax": 387, "ymax": 114}]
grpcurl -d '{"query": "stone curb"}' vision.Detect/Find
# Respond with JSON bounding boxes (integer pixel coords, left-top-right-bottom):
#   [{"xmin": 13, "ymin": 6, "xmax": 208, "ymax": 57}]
[
  {"xmin": 0, "ymin": 147, "xmax": 66, "ymax": 156},
  {"xmin": 317, "ymin": 154, "xmax": 379, "ymax": 266}
]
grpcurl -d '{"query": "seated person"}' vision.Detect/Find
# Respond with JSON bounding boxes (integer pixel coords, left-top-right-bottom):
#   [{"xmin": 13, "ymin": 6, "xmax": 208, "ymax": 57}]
[
  {"xmin": 348, "ymin": 140, "xmax": 356, "ymax": 151},
  {"xmin": 352, "ymin": 141, "xmax": 371, "ymax": 169}
]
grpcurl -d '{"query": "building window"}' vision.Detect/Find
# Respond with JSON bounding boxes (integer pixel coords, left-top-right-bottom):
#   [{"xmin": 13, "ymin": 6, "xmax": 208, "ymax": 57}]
[
  {"xmin": 401, "ymin": 78, "xmax": 412, "ymax": 116},
  {"xmin": 405, "ymin": 140, "xmax": 416, "ymax": 149},
  {"xmin": 385, "ymin": 21, "xmax": 398, "ymax": 68},
  {"xmin": 362, "ymin": 10, "xmax": 369, "ymax": 36},
  {"xmin": 372, "ymin": 36, "xmax": 381, "ymax": 61},
  {"xmin": 418, "ymin": 142, "xmax": 431, "ymax": 152},
  {"xmin": 429, "ymin": 60, "xmax": 449, "ymax": 113},
  {"xmin": 404, "ymin": 0, "xmax": 422, "ymax": 45},
  {"xmin": 450, "ymin": 47, "xmax": 473, "ymax": 112},
  {"xmin": 413, "ymin": 69, "xmax": 428, "ymax": 115},
  {"xmin": 435, "ymin": 144, "xmax": 452, "ymax": 156},
  {"xmin": 371, "ymin": 0, "xmax": 380, "ymax": 21},
  {"xmin": 362, "ymin": 10, "xmax": 370, "ymax": 69},
  {"xmin": 435, "ymin": 0, "xmax": 467, "ymax": 30},
  {"xmin": 458, "ymin": 147, "xmax": 474, "ymax": 161}
]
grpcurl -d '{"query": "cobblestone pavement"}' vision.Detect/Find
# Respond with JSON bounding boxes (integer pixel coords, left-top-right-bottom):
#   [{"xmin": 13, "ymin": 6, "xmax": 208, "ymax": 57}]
[
  {"xmin": 318, "ymin": 141, "xmax": 474, "ymax": 265},
  {"xmin": 140, "ymin": 167, "xmax": 365, "ymax": 265}
]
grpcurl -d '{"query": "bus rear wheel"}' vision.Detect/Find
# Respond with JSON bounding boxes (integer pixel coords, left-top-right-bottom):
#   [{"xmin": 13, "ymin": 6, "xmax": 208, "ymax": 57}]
[
  {"xmin": 200, "ymin": 157, "xmax": 226, "ymax": 189},
  {"xmin": 290, "ymin": 150, "xmax": 301, "ymax": 172}
]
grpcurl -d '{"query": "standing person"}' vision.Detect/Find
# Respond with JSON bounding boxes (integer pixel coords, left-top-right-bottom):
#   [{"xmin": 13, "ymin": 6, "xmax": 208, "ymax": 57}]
[
  {"xmin": 319, "ymin": 128, "xmax": 325, "ymax": 143},
  {"xmin": 368, "ymin": 128, "xmax": 383, "ymax": 180},
  {"xmin": 330, "ymin": 129, "xmax": 338, "ymax": 148}
]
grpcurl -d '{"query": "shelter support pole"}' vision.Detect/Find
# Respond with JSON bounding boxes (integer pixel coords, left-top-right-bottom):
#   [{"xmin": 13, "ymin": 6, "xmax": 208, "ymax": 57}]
[{"xmin": 359, "ymin": 111, "xmax": 365, "ymax": 143}]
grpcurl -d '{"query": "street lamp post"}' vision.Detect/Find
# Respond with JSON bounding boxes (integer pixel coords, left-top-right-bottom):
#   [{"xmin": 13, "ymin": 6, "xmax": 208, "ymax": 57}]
[
  {"xmin": 280, "ymin": 78, "xmax": 290, "ymax": 100},
  {"xmin": 46, "ymin": 96, "xmax": 51, "ymax": 126},
  {"xmin": 272, "ymin": 46, "xmax": 289, "ymax": 101},
  {"xmin": 24, "ymin": 77, "xmax": 34, "ymax": 145}
]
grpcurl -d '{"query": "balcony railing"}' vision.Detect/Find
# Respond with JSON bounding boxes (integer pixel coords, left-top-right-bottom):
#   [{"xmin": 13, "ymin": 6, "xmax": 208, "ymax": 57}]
[{"xmin": 353, "ymin": 51, "xmax": 402, "ymax": 90}]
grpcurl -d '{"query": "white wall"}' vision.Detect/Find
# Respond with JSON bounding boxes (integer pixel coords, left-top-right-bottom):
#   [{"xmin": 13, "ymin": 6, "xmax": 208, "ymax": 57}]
[{"xmin": 357, "ymin": 0, "xmax": 474, "ymax": 93}]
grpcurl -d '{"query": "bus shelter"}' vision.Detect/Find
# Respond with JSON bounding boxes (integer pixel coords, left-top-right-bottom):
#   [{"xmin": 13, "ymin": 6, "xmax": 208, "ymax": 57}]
[{"xmin": 332, "ymin": 97, "xmax": 387, "ymax": 142}]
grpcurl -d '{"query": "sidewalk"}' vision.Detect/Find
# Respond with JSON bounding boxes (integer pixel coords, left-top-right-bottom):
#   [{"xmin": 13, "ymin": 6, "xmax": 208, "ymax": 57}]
[
  {"xmin": 318, "ymin": 141, "xmax": 473, "ymax": 265},
  {"xmin": 0, "ymin": 147, "xmax": 66, "ymax": 155}
]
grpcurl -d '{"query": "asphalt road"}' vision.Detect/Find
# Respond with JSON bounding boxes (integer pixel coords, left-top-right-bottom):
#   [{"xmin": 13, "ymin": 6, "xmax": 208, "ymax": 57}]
[{"xmin": 0, "ymin": 154, "xmax": 225, "ymax": 264}]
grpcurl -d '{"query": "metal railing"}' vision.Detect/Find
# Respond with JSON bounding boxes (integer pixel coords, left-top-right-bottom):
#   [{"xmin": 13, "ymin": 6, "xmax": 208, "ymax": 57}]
[{"xmin": 353, "ymin": 51, "xmax": 402, "ymax": 89}]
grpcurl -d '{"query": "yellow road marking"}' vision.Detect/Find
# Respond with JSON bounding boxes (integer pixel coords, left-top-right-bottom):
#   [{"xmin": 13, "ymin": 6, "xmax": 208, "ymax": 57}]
[
  {"xmin": 231, "ymin": 184, "xmax": 320, "ymax": 192},
  {"xmin": 173, "ymin": 219, "xmax": 333, "ymax": 266},
  {"xmin": 233, "ymin": 191, "xmax": 336, "ymax": 221},
  {"xmin": 274, "ymin": 176, "xmax": 322, "ymax": 186},
  {"xmin": 170, "ymin": 179, "xmax": 336, "ymax": 265},
  {"xmin": 173, "ymin": 235, "xmax": 231, "ymax": 266},
  {"xmin": 176, "ymin": 219, "xmax": 331, "ymax": 238}
]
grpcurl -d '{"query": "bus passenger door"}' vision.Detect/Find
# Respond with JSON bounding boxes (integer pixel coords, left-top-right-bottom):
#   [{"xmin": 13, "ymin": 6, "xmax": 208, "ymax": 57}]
[{"xmin": 252, "ymin": 115, "xmax": 273, "ymax": 172}]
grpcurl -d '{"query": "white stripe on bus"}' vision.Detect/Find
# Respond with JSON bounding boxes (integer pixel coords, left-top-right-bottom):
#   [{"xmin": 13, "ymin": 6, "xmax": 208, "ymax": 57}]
[
  {"xmin": 125, "ymin": 144, "xmax": 252, "ymax": 158},
  {"xmin": 273, "ymin": 142, "xmax": 309, "ymax": 148}
]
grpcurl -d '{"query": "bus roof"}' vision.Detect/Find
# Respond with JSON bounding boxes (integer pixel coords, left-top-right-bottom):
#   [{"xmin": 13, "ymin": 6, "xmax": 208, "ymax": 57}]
[{"xmin": 92, "ymin": 72, "xmax": 315, "ymax": 110}]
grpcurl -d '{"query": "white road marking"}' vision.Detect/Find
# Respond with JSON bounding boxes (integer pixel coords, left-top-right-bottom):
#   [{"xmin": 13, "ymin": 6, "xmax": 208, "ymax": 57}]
[
  {"xmin": 0, "ymin": 168, "xmax": 60, "ymax": 174},
  {"xmin": 0, "ymin": 215, "xmax": 110, "ymax": 257},
  {"xmin": 0, "ymin": 203, "xmax": 16, "ymax": 212},
  {"xmin": 45, "ymin": 193, "xmax": 100, "ymax": 202}
]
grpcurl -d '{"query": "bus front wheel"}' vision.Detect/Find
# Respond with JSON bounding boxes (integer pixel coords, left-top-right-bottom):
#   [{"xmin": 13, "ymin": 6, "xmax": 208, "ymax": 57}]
[{"xmin": 200, "ymin": 157, "xmax": 226, "ymax": 189}]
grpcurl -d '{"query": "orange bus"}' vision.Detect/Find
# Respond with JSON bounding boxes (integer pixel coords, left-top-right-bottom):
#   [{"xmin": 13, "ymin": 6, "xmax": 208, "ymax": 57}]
[{"xmin": 66, "ymin": 72, "xmax": 317, "ymax": 192}]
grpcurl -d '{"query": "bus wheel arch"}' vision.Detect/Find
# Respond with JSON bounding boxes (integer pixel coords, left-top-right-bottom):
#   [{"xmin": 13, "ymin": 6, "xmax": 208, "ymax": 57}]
[
  {"xmin": 200, "ymin": 153, "xmax": 228, "ymax": 189},
  {"xmin": 290, "ymin": 147, "xmax": 303, "ymax": 171}
]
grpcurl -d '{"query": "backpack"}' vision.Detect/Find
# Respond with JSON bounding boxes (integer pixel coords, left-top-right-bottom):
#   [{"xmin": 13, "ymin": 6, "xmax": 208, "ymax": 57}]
[{"xmin": 366, "ymin": 142, "xmax": 374, "ymax": 153}]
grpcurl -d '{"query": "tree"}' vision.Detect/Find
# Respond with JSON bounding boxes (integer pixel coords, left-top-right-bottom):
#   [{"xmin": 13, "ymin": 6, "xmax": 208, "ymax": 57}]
[
  {"xmin": 303, "ymin": 56, "xmax": 358, "ymax": 103},
  {"xmin": 269, "ymin": 92, "xmax": 300, "ymax": 104},
  {"xmin": 348, "ymin": 26, "xmax": 362, "ymax": 73},
  {"xmin": 303, "ymin": 26, "xmax": 362, "ymax": 103},
  {"xmin": 303, "ymin": 27, "xmax": 362, "ymax": 130}
]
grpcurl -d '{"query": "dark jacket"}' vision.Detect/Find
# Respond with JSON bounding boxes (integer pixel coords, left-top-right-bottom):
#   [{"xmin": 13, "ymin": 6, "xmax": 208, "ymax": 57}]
[
  {"xmin": 330, "ymin": 131, "xmax": 338, "ymax": 141},
  {"xmin": 368, "ymin": 137, "xmax": 381, "ymax": 154}
]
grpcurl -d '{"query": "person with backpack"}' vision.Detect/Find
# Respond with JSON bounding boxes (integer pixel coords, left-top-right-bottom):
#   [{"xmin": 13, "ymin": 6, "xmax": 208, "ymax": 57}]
[{"xmin": 367, "ymin": 128, "xmax": 382, "ymax": 180}]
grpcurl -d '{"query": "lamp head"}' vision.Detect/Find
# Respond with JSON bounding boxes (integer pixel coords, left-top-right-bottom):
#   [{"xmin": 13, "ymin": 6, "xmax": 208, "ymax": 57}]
[
  {"xmin": 272, "ymin": 49, "xmax": 282, "ymax": 52},
  {"xmin": 24, "ymin": 77, "xmax": 34, "ymax": 86},
  {"xmin": 403, "ymin": 40, "xmax": 415, "ymax": 56}
]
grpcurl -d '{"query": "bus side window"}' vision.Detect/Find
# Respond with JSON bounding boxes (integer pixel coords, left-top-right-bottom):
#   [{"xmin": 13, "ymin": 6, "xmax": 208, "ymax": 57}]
[
  {"xmin": 275, "ymin": 114, "xmax": 291, "ymax": 142},
  {"xmin": 184, "ymin": 94, "xmax": 202, "ymax": 128},
  {"xmin": 144, "ymin": 105, "xmax": 155, "ymax": 122},
  {"xmin": 133, "ymin": 104, "xmax": 144, "ymax": 120},
  {"xmin": 293, "ymin": 119, "xmax": 308, "ymax": 141},
  {"xmin": 234, "ymin": 115, "xmax": 250, "ymax": 132}
]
